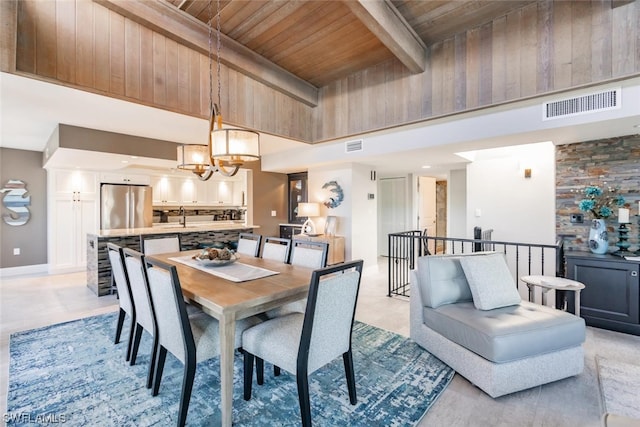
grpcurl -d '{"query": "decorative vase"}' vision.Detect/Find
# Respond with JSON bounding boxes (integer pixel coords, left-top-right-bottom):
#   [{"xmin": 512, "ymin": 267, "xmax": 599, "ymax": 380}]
[{"xmin": 589, "ymin": 219, "xmax": 609, "ymax": 254}]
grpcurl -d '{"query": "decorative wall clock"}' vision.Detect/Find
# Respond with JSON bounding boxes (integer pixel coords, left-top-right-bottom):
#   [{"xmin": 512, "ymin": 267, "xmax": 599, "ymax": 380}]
[{"xmin": 322, "ymin": 180, "xmax": 344, "ymax": 209}]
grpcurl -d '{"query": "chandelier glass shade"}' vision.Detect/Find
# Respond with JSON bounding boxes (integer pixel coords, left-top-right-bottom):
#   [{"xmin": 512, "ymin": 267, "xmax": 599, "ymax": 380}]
[{"xmin": 176, "ymin": 0, "xmax": 260, "ymax": 179}]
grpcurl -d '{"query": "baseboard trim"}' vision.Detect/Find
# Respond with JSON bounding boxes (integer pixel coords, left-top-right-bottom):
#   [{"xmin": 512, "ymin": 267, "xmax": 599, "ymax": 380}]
[{"xmin": 0, "ymin": 264, "xmax": 49, "ymax": 278}]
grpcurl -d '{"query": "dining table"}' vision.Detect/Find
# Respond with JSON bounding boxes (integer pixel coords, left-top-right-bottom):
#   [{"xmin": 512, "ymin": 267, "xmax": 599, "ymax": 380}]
[{"xmin": 147, "ymin": 249, "xmax": 315, "ymax": 427}]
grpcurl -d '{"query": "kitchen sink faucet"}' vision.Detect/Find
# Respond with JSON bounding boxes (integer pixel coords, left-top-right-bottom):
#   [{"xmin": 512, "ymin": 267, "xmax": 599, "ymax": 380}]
[{"xmin": 178, "ymin": 206, "xmax": 186, "ymax": 228}]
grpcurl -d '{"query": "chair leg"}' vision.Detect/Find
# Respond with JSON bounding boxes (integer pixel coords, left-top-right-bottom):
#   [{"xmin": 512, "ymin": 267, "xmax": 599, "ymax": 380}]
[
  {"xmin": 114, "ymin": 308, "xmax": 126, "ymax": 344},
  {"xmin": 152, "ymin": 346, "xmax": 167, "ymax": 397},
  {"xmin": 177, "ymin": 354, "xmax": 196, "ymax": 427},
  {"xmin": 274, "ymin": 365, "xmax": 281, "ymax": 376},
  {"xmin": 243, "ymin": 351, "xmax": 254, "ymax": 401},
  {"xmin": 343, "ymin": 350, "xmax": 357, "ymax": 405},
  {"xmin": 296, "ymin": 371, "xmax": 312, "ymax": 427},
  {"xmin": 146, "ymin": 334, "xmax": 159, "ymax": 389},
  {"xmin": 256, "ymin": 357, "xmax": 264, "ymax": 385},
  {"xmin": 129, "ymin": 323, "xmax": 144, "ymax": 366}
]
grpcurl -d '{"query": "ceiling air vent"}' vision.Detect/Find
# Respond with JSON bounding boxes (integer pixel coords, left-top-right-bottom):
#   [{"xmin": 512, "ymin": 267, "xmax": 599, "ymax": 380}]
[
  {"xmin": 543, "ymin": 88, "xmax": 620, "ymax": 120},
  {"xmin": 345, "ymin": 139, "xmax": 363, "ymax": 153}
]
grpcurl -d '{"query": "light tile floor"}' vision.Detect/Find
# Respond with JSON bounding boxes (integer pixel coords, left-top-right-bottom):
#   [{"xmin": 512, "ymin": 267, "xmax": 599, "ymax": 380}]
[{"xmin": 1, "ymin": 258, "xmax": 639, "ymax": 426}]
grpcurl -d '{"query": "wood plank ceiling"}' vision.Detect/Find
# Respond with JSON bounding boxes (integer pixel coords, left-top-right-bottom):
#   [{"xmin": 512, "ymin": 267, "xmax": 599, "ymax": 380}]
[{"xmin": 159, "ymin": 0, "xmax": 536, "ymax": 88}]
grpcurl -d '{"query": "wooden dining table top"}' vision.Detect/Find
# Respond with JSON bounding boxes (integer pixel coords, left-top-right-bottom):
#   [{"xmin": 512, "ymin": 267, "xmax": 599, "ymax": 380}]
[{"xmin": 148, "ymin": 250, "xmax": 315, "ymax": 319}]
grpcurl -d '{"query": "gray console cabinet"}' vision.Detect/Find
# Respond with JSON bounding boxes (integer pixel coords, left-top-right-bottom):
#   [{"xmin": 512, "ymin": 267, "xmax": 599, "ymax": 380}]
[{"xmin": 565, "ymin": 251, "xmax": 640, "ymax": 335}]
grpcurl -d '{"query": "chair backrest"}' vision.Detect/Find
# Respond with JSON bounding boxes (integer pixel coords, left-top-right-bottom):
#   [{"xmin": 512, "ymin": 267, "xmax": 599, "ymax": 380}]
[
  {"xmin": 140, "ymin": 234, "xmax": 181, "ymax": 255},
  {"xmin": 299, "ymin": 260, "xmax": 364, "ymax": 374},
  {"xmin": 122, "ymin": 248, "xmax": 155, "ymax": 333},
  {"xmin": 143, "ymin": 257, "xmax": 194, "ymax": 364},
  {"xmin": 261, "ymin": 237, "xmax": 291, "ymax": 263},
  {"xmin": 290, "ymin": 240, "xmax": 328, "ymax": 269},
  {"xmin": 236, "ymin": 232, "xmax": 262, "ymax": 257},
  {"xmin": 107, "ymin": 243, "xmax": 134, "ymax": 316}
]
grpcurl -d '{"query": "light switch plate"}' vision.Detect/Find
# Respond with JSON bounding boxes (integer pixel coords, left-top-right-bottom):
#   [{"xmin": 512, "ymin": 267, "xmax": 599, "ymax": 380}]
[{"xmin": 271, "ymin": 210, "xmax": 276, "ymax": 217}]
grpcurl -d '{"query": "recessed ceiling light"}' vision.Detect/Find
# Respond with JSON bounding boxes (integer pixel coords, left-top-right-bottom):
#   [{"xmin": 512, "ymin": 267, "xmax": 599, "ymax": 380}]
[
  {"xmin": 422, "ymin": 165, "xmax": 431, "ymax": 169},
  {"xmin": 131, "ymin": 156, "xmax": 139, "ymax": 159},
  {"xmin": 121, "ymin": 160, "xmax": 129, "ymax": 164}
]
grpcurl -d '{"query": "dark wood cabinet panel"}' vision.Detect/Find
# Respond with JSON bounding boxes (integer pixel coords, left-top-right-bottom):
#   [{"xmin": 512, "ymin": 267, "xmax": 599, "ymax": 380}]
[{"xmin": 566, "ymin": 252, "xmax": 640, "ymax": 335}]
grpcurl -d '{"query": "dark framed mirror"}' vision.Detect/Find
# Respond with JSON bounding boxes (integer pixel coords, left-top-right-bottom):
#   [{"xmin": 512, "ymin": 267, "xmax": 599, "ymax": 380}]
[{"xmin": 288, "ymin": 172, "xmax": 307, "ymax": 224}]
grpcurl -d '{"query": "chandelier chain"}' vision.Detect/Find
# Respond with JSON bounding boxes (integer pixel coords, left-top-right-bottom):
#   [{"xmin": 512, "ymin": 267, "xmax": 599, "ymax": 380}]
[{"xmin": 216, "ymin": 0, "xmax": 222, "ymax": 121}]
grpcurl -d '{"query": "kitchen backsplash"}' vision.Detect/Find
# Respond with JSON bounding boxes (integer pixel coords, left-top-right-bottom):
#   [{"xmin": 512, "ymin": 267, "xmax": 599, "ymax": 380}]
[{"xmin": 153, "ymin": 208, "xmax": 246, "ymax": 223}]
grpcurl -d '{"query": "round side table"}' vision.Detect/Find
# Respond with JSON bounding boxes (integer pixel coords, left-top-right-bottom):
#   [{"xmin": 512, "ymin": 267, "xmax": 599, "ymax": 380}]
[{"xmin": 521, "ymin": 275, "xmax": 586, "ymax": 317}]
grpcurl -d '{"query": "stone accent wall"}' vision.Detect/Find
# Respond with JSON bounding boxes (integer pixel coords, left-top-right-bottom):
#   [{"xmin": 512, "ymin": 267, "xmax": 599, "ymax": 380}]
[
  {"xmin": 556, "ymin": 134, "xmax": 640, "ymax": 252},
  {"xmin": 436, "ymin": 180, "xmax": 447, "ymax": 253}
]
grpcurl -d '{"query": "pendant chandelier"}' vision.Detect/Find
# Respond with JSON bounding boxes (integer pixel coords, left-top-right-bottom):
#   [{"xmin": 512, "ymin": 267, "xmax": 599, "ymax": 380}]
[{"xmin": 177, "ymin": 0, "xmax": 260, "ymax": 179}]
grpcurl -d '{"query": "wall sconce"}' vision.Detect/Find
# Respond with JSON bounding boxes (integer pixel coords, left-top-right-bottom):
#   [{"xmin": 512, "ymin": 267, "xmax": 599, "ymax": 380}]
[
  {"xmin": 524, "ymin": 168, "xmax": 532, "ymax": 178},
  {"xmin": 297, "ymin": 202, "xmax": 320, "ymax": 235}
]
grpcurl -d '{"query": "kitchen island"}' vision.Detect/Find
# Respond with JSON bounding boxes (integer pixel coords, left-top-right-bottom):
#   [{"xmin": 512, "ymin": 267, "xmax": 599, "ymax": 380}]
[{"xmin": 87, "ymin": 222, "xmax": 258, "ymax": 296}]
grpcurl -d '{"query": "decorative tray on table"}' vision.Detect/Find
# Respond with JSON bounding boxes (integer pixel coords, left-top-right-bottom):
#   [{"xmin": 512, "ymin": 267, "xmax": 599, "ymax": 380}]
[{"xmin": 192, "ymin": 247, "xmax": 238, "ymax": 267}]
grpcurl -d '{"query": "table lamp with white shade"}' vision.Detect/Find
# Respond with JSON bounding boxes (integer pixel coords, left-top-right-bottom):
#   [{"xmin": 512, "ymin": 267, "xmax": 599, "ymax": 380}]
[{"xmin": 297, "ymin": 202, "xmax": 320, "ymax": 235}]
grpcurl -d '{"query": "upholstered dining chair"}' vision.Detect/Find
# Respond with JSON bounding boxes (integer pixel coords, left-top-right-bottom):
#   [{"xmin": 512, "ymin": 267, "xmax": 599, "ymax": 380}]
[
  {"xmin": 236, "ymin": 232, "xmax": 262, "ymax": 257},
  {"xmin": 143, "ymin": 257, "xmax": 262, "ymax": 427},
  {"xmin": 265, "ymin": 240, "xmax": 330, "ymax": 318},
  {"xmin": 261, "ymin": 236, "xmax": 291, "ymax": 263},
  {"xmin": 242, "ymin": 260, "xmax": 364, "ymax": 427},
  {"xmin": 289, "ymin": 240, "xmax": 328, "ymax": 269},
  {"xmin": 140, "ymin": 233, "xmax": 181, "ymax": 255},
  {"xmin": 107, "ymin": 243, "xmax": 135, "ymax": 361},
  {"xmin": 122, "ymin": 247, "xmax": 158, "ymax": 389}
]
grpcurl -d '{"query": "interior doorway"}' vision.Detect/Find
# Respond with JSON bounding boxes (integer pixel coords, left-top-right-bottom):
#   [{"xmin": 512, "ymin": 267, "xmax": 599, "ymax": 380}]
[
  {"xmin": 418, "ymin": 176, "xmax": 436, "ymax": 254},
  {"xmin": 377, "ymin": 177, "xmax": 407, "ymax": 257}
]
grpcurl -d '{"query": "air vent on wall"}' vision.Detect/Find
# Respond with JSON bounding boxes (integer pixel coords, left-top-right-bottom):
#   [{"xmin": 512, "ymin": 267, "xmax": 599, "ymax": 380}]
[
  {"xmin": 345, "ymin": 139, "xmax": 363, "ymax": 153},
  {"xmin": 543, "ymin": 88, "xmax": 620, "ymax": 120}
]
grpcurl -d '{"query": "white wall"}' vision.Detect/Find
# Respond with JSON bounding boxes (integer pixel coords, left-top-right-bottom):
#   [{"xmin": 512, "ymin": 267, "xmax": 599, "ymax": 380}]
[
  {"xmin": 448, "ymin": 169, "xmax": 467, "ymax": 238},
  {"xmin": 466, "ymin": 141, "xmax": 556, "ymax": 245},
  {"xmin": 308, "ymin": 163, "xmax": 378, "ymax": 268}
]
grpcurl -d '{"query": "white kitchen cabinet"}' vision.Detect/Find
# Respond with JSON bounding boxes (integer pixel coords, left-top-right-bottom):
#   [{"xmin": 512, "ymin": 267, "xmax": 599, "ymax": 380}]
[
  {"xmin": 151, "ymin": 175, "xmax": 180, "ymax": 205},
  {"xmin": 100, "ymin": 172, "xmax": 150, "ymax": 185},
  {"xmin": 48, "ymin": 169, "xmax": 98, "ymax": 273}
]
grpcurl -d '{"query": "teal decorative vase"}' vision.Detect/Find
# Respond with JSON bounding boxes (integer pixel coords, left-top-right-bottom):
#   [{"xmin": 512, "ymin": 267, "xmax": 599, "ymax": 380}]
[{"xmin": 589, "ymin": 219, "xmax": 608, "ymax": 254}]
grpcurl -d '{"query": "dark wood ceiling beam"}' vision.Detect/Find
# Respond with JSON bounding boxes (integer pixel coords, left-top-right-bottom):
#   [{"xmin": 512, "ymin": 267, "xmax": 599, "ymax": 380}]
[
  {"xmin": 95, "ymin": 0, "xmax": 318, "ymax": 106},
  {"xmin": 344, "ymin": 0, "xmax": 426, "ymax": 73}
]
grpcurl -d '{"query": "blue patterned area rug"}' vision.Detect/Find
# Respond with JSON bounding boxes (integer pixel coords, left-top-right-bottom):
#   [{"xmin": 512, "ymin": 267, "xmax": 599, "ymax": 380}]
[{"xmin": 7, "ymin": 313, "xmax": 454, "ymax": 426}]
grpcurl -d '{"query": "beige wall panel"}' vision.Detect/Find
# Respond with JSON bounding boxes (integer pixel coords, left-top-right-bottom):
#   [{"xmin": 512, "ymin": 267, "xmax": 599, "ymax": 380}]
[
  {"xmin": 165, "ymin": 38, "xmax": 179, "ymax": 110},
  {"xmin": 431, "ymin": 41, "xmax": 444, "ymax": 116},
  {"xmin": 0, "ymin": 0, "xmax": 18, "ymax": 73},
  {"xmin": 591, "ymin": 0, "xmax": 613, "ymax": 81},
  {"xmin": 407, "ymin": 62, "xmax": 425, "ymax": 121},
  {"xmin": 611, "ymin": 1, "xmax": 637, "ymax": 76},
  {"xmin": 75, "ymin": 0, "xmax": 94, "ymax": 88},
  {"xmin": 491, "ymin": 16, "xmax": 506, "ymax": 103},
  {"xmin": 505, "ymin": 9, "xmax": 521, "ymax": 100},
  {"xmin": 109, "ymin": 10, "xmax": 125, "ymax": 96},
  {"xmin": 347, "ymin": 72, "xmax": 364, "ymax": 133},
  {"xmin": 16, "ymin": 0, "xmax": 36, "ymax": 74},
  {"xmin": 420, "ymin": 48, "xmax": 432, "ymax": 118},
  {"xmin": 56, "ymin": 0, "xmax": 76, "ymax": 84},
  {"xmin": 176, "ymin": 45, "xmax": 191, "ymax": 114},
  {"xmin": 571, "ymin": 1, "xmax": 593, "ymax": 86},
  {"xmin": 519, "ymin": 3, "xmax": 537, "ymax": 98},
  {"xmin": 35, "ymin": 0, "xmax": 56, "ymax": 79},
  {"xmin": 553, "ymin": 0, "xmax": 572, "ymax": 89},
  {"xmin": 93, "ymin": 3, "xmax": 110, "ymax": 92},
  {"xmin": 478, "ymin": 22, "xmax": 492, "ymax": 106},
  {"xmin": 124, "ymin": 18, "xmax": 141, "ymax": 99},
  {"xmin": 188, "ymin": 48, "xmax": 201, "ymax": 114},
  {"xmin": 536, "ymin": 0, "xmax": 553, "ymax": 93},
  {"xmin": 465, "ymin": 28, "xmax": 480, "ymax": 109},
  {"xmin": 139, "ymin": 25, "xmax": 154, "ymax": 104},
  {"xmin": 441, "ymin": 38, "xmax": 455, "ymax": 115},
  {"xmin": 152, "ymin": 32, "xmax": 166, "ymax": 106}
]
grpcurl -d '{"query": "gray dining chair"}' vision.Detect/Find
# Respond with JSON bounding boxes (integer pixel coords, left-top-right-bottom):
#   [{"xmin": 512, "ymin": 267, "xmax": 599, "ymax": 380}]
[
  {"xmin": 266, "ymin": 240, "xmax": 329, "ymax": 318},
  {"xmin": 236, "ymin": 232, "xmax": 262, "ymax": 257},
  {"xmin": 107, "ymin": 243, "xmax": 136, "ymax": 362},
  {"xmin": 122, "ymin": 247, "xmax": 158, "ymax": 389},
  {"xmin": 242, "ymin": 260, "xmax": 364, "ymax": 427},
  {"xmin": 289, "ymin": 240, "xmax": 328, "ymax": 269},
  {"xmin": 143, "ymin": 257, "xmax": 262, "ymax": 427},
  {"xmin": 140, "ymin": 234, "xmax": 181, "ymax": 255},
  {"xmin": 261, "ymin": 236, "xmax": 291, "ymax": 263}
]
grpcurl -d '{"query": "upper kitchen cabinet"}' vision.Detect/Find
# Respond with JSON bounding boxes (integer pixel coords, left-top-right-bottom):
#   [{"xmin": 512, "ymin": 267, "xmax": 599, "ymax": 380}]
[
  {"xmin": 151, "ymin": 175, "xmax": 180, "ymax": 205},
  {"xmin": 48, "ymin": 169, "xmax": 98, "ymax": 273},
  {"xmin": 100, "ymin": 172, "xmax": 150, "ymax": 186}
]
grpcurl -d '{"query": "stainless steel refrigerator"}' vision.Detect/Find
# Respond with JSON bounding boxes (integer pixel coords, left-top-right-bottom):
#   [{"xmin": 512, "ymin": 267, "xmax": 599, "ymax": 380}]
[{"xmin": 100, "ymin": 184, "xmax": 153, "ymax": 230}]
